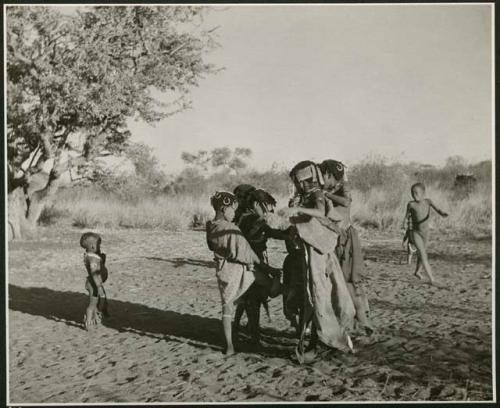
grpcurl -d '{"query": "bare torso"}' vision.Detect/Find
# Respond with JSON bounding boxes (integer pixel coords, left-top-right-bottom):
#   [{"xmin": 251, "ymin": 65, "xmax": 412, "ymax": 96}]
[{"xmin": 407, "ymin": 199, "xmax": 432, "ymax": 240}]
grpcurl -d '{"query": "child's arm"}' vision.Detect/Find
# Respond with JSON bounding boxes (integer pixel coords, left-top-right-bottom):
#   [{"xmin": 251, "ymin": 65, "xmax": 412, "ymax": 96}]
[
  {"xmin": 324, "ymin": 185, "xmax": 352, "ymax": 208},
  {"xmin": 88, "ymin": 260, "xmax": 106, "ymax": 297},
  {"xmin": 287, "ymin": 191, "xmax": 326, "ymax": 219},
  {"xmin": 226, "ymin": 229, "xmax": 261, "ymax": 266},
  {"xmin": 428, "ymin": 199, "xmax": 448, "ymax": 217},
  {"xmin": 264, "ymin": 224, "xmax": 291, "ymax": 241},
  {"xmin": 288, "ymin": 206, "xmax": 324, "ymax": 219},
  {"xmin": 401, "ymin": 202, "xmax": 411, "ymax": 229}
]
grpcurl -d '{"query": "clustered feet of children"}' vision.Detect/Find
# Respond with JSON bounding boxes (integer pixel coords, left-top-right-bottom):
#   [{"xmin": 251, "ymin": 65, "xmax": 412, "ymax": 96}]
[{"xmin": 77, "ymin": 159, "xmax": 449, "ymax": 362}]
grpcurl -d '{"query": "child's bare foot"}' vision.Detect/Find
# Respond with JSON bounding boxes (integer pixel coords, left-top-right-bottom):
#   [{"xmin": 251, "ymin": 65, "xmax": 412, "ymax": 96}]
[
  {"xmin": 414, "ymin": 270, "xmax": 424, "ymax": 280},
  {"xmin": 224, "ymin": 347, "xmax": 236, "ymax": 357}
]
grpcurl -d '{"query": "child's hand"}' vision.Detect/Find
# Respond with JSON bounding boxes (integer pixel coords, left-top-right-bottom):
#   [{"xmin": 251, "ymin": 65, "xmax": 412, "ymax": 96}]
[{"xmin": 98, "ymin": 286, "xmax": 106, "ymax": 298}]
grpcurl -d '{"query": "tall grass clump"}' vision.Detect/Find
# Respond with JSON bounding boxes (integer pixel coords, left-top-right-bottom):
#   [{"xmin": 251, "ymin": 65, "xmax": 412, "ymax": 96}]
[{"xmin": 49, "ymin": 185, "xmax": 212, "ymax": 231}]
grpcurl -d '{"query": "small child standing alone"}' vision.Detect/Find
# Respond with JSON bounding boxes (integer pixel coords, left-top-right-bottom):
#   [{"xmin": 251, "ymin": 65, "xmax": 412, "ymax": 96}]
[
  {"xmin": 402, "ymin": 183, "xmax": 449, "ymax": 286},
  {"xmin": 80, "ymin": 232, "xmax": 109, "ymax": 330}
]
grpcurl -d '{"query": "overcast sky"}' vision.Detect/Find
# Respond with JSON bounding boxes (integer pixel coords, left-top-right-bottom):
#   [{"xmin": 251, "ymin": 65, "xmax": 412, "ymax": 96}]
[{"xmin": 124, "ymin": 4, "xmax": 492, "ymax": 173}]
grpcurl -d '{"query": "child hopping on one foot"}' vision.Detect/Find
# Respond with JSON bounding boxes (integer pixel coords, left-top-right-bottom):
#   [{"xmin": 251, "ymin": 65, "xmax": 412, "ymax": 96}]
[
  {"xmin": 80, "ymin": 232, "xmax": 109, "ymax": 330},
  {"xmin": 402, "ymin": 182, "xmax": 449, "ymax": 286}
]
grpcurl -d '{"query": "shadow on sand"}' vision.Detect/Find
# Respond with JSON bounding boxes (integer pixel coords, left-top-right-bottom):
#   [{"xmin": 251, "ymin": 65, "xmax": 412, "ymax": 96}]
[
  {"xmin": 142, "ymin": 257, "xmax": 215, "ymax": 269},
  {"xmin": 8, "ymin": 284, "xmax": 294, "ymax": 357},
  {"xmin": 9, "ymin": 284, "xmax": 223, "ymax": 350}
]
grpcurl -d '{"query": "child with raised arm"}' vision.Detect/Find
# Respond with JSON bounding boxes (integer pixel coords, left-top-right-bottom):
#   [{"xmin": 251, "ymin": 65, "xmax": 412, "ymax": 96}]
[
  {"xmin": 402, "ymin": 182, "xmax": 449, "ymax": 286},
  {"xmin": 80, "ymin": 232, "xmax": 109, "ymax": 330},
  {"xmin": 206, "ymin": 191, "xmax": 261, "ymax": 355}
]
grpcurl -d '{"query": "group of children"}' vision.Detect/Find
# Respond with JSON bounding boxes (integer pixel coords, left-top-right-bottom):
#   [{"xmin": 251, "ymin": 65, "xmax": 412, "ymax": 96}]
[{"xmin": 79, "ymin": 159, "xmax": 449, "ymax": 361}]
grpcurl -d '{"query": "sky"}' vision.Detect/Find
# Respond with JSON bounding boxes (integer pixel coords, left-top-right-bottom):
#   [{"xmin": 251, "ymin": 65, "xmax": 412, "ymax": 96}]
[{"xmin": 91, "ymin": 5, "xmax": 496, "ymax": 173}]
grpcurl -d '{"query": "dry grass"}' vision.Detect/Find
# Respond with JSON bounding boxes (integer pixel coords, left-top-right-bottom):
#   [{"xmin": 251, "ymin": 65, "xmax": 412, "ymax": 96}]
[
  {"xmin": 41, "ymin": 188, "xmax": 213, "ymax": 231},
  {"xmin": 40, "ymin": 180, "xmax": 492, "ymax": 239},
  {"xmin": 351, "ymin": 183, "xmax": 492, "ymax": 236}
]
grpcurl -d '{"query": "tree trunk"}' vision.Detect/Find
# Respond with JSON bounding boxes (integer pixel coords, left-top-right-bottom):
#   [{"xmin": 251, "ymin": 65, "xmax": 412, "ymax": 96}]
[
  {"xmin": 7, "ymin": 187, "xmax": 29, "ymax": 240},
  {"xmin": 7, "ymin": 169, "xmax": 61, "ymax": 240},
  {"xmin": 26, "ymin": 170, "xmax": 61, "ymax": 228}
]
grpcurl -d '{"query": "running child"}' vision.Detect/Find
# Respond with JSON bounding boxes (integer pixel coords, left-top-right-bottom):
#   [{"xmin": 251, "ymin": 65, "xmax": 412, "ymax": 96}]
[{"xmin": 402, "ymin": 182, "xmax": 449, "ymax": 286}]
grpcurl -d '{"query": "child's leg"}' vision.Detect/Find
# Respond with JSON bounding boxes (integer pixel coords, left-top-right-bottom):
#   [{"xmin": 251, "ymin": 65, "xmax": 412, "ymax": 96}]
[
  {"xmin": 246, "ymin": 297, "xmax": 261, "ymax": 344},
  {"xmin": 407, "ymin": 243, "xmax": 414, "ymax": 265},
  {"xmin": 84, "ymin": 278, "xmax": 99, "ymax": 330},
  {"xmin": 414, "ymin": 257, "xmax": 423, "ymax": 279},
  {"xmin": 97, "ymin": 287, "xmax": 109, "ymax": 318},
  {"xmin": 233, "ymin": 301, "xmax": 245, "ymax": 334},
  {"xmin": 412, "ymin": 232, "xmax": 435, "ymax": 283},
  {"xmin": 222, "ymin": 303, "xmax": 235, "ymax": 355}
]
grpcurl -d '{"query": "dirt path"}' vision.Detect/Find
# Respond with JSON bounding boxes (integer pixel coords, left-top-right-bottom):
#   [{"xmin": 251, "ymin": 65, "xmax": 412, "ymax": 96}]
[{"xmin": 8, "ymin": 227, "xmax": 493, "ymax": 403}]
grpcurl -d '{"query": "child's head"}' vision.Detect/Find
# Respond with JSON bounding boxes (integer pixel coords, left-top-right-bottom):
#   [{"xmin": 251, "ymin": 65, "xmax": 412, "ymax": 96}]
[
  {"xmin": 411, "ymin": 182, "xmax": 426, "ymax": 201},
  {"xmin": 247, "ymin": 188, "xmax": 277, "ymax": 217},
  {"xmin": 289, "ymin": 161, "xmax": 324, "ymax": 194},
  {"xmin": 319, "ymin": 159, "xmax": 345, "ymax": 190},
  {"xmin": 80, "ymin": 232, "xmax": 102, "ymax": 253},
  {"xmin": 233, "ymin": 184, "xmax": 256, "ymax": 210},
  {"xmin": 210, "ymin": 191, "xmax": 238, "ymax": 221}
]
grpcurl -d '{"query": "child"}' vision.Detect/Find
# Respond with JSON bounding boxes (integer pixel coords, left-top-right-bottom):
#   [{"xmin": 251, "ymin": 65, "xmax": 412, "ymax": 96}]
[
  {"xmin": 237, "ymin": 188, "xmax": 287, "ymax": 294},
  {"xmin": 233, "ymin": 184, "xmax": 257, "ymax": 225},
  {"xmin": 80, "ymin": 232, "xmax": 109, "ymax": 330},
  {"xmin": 319, "ymin": 159, "xmax": 373, "ymax": 335},
  {"xmin": 206, "ymin": 191, "xmax": 261, "ymax": 355},
  {"xmin": 284, "ymin": 161, "xmax": 355, "ymax": 361},
  {"xmin": 402, "ymin": 182, "xmax": 449, "ymax": 286},
  {"xmin": 234, "ymin": 188, "xmax": 287, "ymax": 344}
]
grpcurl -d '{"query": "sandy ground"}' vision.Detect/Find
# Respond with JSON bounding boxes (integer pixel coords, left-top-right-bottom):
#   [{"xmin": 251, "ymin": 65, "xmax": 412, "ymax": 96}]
[{"xmin": 8, "ymin": 227, "xmax": 493, "ymax": 403}]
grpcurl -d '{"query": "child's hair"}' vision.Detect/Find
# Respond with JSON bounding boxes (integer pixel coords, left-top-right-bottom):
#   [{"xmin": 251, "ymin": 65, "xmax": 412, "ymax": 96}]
[
  {"xmin": 80, "ymin": 232, "xmax": 101, "ymax": 252},
  {"xmin": 411, "ymin": 182, "xmax": 426, "ymax": 193},
  {"xmin": 233, "ymin": 184, "xmax": 256, "ymax": 207},
  {"xmin": 319, "ymin": 159, "xmax": 346, "ymax": 181},
  {"xmin": 210, "ymin": 191, "xmax": 237, "ymax": 211},
  {"xmin": 247, "ymin": 188, "xmax": 277, "ymax": 208}
]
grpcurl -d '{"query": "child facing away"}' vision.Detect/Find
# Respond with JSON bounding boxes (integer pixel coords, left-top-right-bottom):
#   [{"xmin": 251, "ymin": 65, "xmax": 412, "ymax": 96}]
[
  {"xmin": 402, "ymin": 182, "xmax": 449, "ymax": 286},
  {"xmin": 206, "ymin": 191, "xmax": 264, "ymax": 355},
  {"xmin": 80, "ymin": 232, "xmax": 109, "ymax": 330}
]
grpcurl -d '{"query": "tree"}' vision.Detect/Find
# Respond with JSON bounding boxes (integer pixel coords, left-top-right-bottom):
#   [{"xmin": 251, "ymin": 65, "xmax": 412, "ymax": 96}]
[
  {"xmin": 7, "ymin": 5, "xmax": 219, "ymax": 238},
  {"xmin": 181, "ymin": 146, "xmax": 252, "ymax": 174}
]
